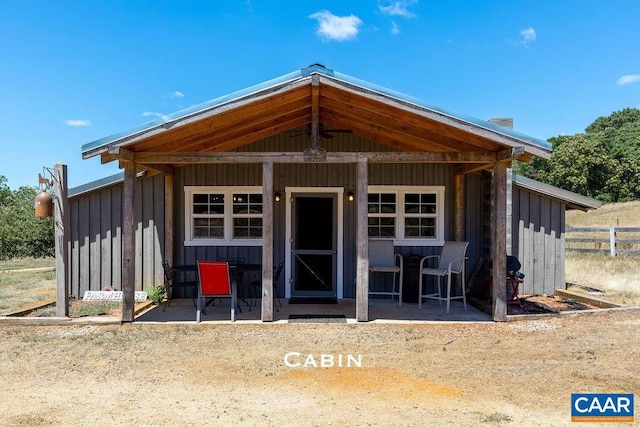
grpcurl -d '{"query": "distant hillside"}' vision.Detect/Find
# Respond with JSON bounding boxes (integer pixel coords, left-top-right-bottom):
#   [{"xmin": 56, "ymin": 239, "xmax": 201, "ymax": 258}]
[{"xmin": 566, "ymin": 200, "xmax": 640, "ymax": 227}]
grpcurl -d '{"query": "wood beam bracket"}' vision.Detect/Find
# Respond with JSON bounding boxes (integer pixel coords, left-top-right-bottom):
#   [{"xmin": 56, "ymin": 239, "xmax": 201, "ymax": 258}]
[
  {"xmin": 454, "ymin": 146, "xmax": 526, "ymax": 174},
  {"xmin": 497, "ymin": 146, "xmax": 525, "ymax": 163},
  {"xmin": 109, "ymin": 147, "xmax": 175, "ymax": 175},
  {"xmin": 108, "ymin": 146, "xmax": 135, "ymax": 162},
  {"xmin": 139, "ymin": 163, "xmax": 175, "ymax": 176}
]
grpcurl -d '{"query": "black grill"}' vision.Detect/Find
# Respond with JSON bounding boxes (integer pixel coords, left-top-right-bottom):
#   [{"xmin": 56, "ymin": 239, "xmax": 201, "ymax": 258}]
[{"xmin": 506, "ymin": 255, "xmax": 525, "ymax": 280}]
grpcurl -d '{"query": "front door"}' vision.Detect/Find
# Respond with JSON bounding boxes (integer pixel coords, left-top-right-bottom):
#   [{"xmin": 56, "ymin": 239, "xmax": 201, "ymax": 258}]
[{"xmin": 290, "ymin": 194, "xmax": 337, "ymax": 297}]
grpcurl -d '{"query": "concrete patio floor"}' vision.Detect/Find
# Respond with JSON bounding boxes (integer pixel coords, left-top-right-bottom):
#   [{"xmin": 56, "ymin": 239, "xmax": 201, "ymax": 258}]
[{"xmin": 135, "ymin": 296, "xmax": 491, "ymax": 323}]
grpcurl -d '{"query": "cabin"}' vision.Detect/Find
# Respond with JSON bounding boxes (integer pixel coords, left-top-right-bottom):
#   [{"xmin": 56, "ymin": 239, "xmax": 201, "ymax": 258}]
[{"xmin": 69, "ymin": 64, "xmax": 596, "ymax": 322}]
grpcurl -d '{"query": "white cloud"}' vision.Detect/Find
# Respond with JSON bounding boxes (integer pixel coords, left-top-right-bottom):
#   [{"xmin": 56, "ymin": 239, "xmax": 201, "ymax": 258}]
[
  {"xmin": 617, "ymin": 74, "xmax": 640, "ymax": 86},
  {"xmin": 309, "ymin": 10, "xmax": 362, "ymax": 42},
  {"xmin": 520, "ymin": 26, "xmax": 536, "ymax": 47},
  {"xmin": 65, "ymin": 119, "xmax": 91, "ymax": 127},
  {"xmin": 142, "ymin": 111, "xmax": 169, "ymax": 120},
  {"xmin": 378, "ymin": 0, "xmax": 417, "ymax": 18},
  {"xmin": 171, "ymin": 90, "xmax": 184, "ymax": 98}
]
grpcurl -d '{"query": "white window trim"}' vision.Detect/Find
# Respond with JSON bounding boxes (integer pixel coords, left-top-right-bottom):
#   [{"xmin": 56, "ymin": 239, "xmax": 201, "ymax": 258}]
[
  {"xmin": 184, "ymin": 186, "xmax": 263, "ymax": 246},
  {"xmin": 368, "ymin": 185, "xmax": 445, "ymax": 246}
]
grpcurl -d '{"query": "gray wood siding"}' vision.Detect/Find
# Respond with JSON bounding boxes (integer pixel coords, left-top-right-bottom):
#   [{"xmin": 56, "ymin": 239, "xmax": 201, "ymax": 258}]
[
  {"xmin": 465, "ymin": 173, "xmax": 484, "ymax": 292},
  {"xmin": 511, "ymin": 186, "xmax": 566, "ymax": 295},
  {"xmin": 174, "ymin": 161, "xmax": 476, "ymax": 299},
  {"xmin": 68, "ymin": 174, "xmax": 165, "ymax": 297},
  {"xmin": 66, "ymin": 131, "xmax": 565, "ymax": 302}
]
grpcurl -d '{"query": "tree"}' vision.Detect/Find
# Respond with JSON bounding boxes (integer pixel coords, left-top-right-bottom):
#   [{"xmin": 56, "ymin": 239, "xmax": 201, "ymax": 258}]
[
  {"xmin": 0, "ymin": 178, "xmax": 54, "ymax": 259},
  {"xmin": 514, "ymin": 108, "xmax": 640, "ymax": 203},
  {"xmin": 542, "ymin": 134, "xmax": 613, "ymax": 200},
  {"xmin": 586, "ymin": 107, "xmax": 640, "ymax": 133}
]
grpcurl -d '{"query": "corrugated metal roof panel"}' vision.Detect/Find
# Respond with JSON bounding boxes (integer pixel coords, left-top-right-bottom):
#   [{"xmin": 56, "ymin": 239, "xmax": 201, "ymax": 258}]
[
  {"xmin": 68, "ymin": 171, "xmax": 146, "ymax": 198},
  {"xmin": 513, "ymin": 173, "xmax": 602, "ymax": 211}
]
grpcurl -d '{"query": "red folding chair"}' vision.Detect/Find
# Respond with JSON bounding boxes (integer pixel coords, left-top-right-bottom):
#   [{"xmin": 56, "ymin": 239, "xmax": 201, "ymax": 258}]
[{"xmin": 196, "ymin": 261, "xmax": 236, "ymax": 322}]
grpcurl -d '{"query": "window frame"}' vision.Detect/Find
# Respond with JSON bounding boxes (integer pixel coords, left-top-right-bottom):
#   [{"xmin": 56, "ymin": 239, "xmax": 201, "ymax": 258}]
[
  {"xmin": 184, "ymin": 186, "xmax": 263, "ymax": 246},
  {"xmin": 367, "ymin": 185, "xmax": 445, "ymax": 246}
]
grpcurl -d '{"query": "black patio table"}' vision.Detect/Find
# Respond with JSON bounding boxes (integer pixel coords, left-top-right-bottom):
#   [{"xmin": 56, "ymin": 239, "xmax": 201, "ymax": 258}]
[{"xmin": 230, "ymin": 263, "xmax": 261, "ymax": 311}]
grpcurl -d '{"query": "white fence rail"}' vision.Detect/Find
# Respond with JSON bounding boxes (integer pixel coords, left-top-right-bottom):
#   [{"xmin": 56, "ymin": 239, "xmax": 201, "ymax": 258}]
[{"xmin": 566, "ymin": 227, "xmax": 640, "ymax": 256}]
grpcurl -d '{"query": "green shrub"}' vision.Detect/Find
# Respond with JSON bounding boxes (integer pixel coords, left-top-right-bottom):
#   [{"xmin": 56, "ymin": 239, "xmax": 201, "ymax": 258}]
[{"xmin": 147, "ymin": 285, "xmax": 166, "ymax": 305}]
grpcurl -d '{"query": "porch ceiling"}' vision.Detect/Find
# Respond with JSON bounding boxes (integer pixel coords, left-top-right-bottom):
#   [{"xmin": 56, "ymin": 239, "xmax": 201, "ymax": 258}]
[{"xmin": 82, "ymin": 65, "xmax": 551, "ymax": 171}]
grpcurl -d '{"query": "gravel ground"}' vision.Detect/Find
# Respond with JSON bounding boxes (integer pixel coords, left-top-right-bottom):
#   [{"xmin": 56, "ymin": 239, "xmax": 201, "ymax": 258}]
[{"xmin": 0, "ymin": 309, "xmax": 639, "ymax": 426}]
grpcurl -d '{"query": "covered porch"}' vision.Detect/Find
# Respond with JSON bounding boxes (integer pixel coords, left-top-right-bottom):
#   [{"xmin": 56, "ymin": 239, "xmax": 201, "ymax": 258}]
[
  {"xmin": 136, "ymin": 297, "xmax": 491, "ymax": 323},
  {"xmin": 76, "ymin": 64, "xmax": 552, "ymax": 323}
]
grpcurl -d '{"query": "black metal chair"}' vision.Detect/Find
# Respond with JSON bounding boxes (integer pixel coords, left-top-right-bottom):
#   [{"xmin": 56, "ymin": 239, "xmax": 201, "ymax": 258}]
[
  {"xmin": 249, "ymin": 261, "xmax": 284, "ymax": 311},
  {"xmin": 161, "ymin": 260, "xmax": 196, "ymax": 311}
]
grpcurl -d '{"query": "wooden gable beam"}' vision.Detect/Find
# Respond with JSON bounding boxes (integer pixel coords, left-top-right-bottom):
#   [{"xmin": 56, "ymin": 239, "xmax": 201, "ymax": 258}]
[
  {"xmin": 310, "ymin": 74, "xmax": 320, "ymax": 151},
  {"xmin": 124, "ymin": 151, "xmax": 498, "ymax": 164}
]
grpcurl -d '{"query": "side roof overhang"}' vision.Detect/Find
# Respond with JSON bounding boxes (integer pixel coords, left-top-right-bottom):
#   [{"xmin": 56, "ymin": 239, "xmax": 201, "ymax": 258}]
[
  {"xmin": 81, "ymin": 64, "xmax": 552, "ymax": 170},
  {"xmin": 513, "ymin": 173, "xmax": 602, "ymax": 211}
]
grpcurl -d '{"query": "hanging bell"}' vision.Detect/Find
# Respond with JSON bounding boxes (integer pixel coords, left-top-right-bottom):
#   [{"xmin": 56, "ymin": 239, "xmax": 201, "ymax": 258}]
[{"xmin": 35, "ymin": 190, "xmax": 53, "ymax": 217}]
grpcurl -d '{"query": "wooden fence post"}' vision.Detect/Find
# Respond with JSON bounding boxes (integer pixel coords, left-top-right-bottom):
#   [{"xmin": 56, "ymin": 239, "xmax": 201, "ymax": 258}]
[
  {"xmin": 54, "ymin": 163, "xmax": 70, "ymax": 317},
  {"xmin": 610, "ymin": 227, "xmax": 616, "ymax": 257}
]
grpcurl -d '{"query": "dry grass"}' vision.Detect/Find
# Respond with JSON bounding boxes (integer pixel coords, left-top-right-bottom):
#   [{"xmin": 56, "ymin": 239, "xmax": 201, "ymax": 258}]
[
  {"xmin": 0, "ymin": 269, "xmax": 56, "ymax": 314},
  {"xmin": 566, "ymin": 253, "xmax": 640, "ymax": 305},
  {"xmin": 566, "ymin": 200, "xmax": 640, "ymax": 227},
  {"xmin": 565, "ymin": 201, "xmax": 640, "ymax": 306},
  {"xmin": 0, "ymin": 257, "xmax": 55, "ymax": 271}
]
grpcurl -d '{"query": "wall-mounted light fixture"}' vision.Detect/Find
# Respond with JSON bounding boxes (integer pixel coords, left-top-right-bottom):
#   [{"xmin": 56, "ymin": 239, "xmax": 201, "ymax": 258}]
[
  {"xmin": 347, "ymin": 191, "xmax": 354, "ymax": 202},
  {"xmin": 274, "ymin": 192, "xmax": 281, "ymax": 202}
]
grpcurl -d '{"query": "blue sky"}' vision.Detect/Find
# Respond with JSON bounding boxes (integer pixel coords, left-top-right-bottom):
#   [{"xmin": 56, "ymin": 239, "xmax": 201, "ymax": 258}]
[{"xmin": 1, "ymin": 0, "xmax": 638, "ymax": 189}]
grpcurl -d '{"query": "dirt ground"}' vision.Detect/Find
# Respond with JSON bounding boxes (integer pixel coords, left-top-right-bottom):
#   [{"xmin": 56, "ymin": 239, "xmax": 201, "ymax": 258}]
[{"xmin": 0, "ymin": 309, "xmax": 638, "ymax": 427}]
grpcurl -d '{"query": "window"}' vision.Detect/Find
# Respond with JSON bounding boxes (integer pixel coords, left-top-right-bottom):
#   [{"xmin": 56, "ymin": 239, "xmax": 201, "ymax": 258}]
[
  {"xmin": 368, "ymin": 186, "xmax": 444, "ymax": 246},
  {"xmin": 185, "ymin": 187, "xmax": 263, "ymax": 246},
  {"xmin": 368, "ymin": 193, "xmax": 396, "ymax": 238},
  {"xmin": 231, "ymin": 193, "xmax": 263, "ymax": 239}
]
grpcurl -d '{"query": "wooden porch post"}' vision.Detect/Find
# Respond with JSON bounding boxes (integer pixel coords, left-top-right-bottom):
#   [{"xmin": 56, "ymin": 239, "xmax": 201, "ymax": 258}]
[
  {"xmin": 53, "ymin": 163, "xmax": 70, "ymax": 317},
  {"xmin": 492, "ymin": 162, "xmax": 507, "ymax": 321},
  {"xmin": 122, "ymin": 162, "xmax": 137, "ymax": 322},
  {"xmin": 261, "ymin": 162, "xmax": 274, "ymax": 321},
  {"xmin": 164, "ymin": 174, "xmax": 174, "ymax": 268},
  {"xmin": 454, "ymin": 174, "xmax": 465, "ymax": 241},
  {"xmin": 355, "ymin": 159, "xmax": 369, "ymax": 322}
]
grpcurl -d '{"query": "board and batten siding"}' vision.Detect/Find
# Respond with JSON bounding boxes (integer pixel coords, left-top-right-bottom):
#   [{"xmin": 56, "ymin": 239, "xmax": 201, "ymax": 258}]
[
  {"xmin": 511, "ymin": 185, "xmax": 565, "ymax": 296},
  {"xmin": 174, "ymin": 161, "xmax": 478, "ymax": 299},
  {"xmin": 66, "ymin": 162, "xmax": 564, "ymax": 301},
  {"xmin": 67, "ymin": 166, "xmax": 483, "ymax": 299},
  {"xmin": 68, "ymin": 174, "xmax": 165, "ymax": 297}
]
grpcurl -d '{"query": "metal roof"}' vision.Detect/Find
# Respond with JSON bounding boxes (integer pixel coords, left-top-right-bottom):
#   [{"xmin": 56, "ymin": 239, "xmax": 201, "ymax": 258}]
[
  {"xmin": 512, "ymin": 173, "xmax": 602, "ymax": 211},
  {"xmin": 68, "ymin": 171, "xmax": 146, "ymax": 198},
  {"xmin": 81, "ymin": 64, "xmax": 552, "ymax": 156}
]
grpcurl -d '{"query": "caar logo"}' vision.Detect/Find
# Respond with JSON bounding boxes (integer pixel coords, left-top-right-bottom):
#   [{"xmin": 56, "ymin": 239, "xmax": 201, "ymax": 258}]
[{"xmin": 571, "ymin": 393, "xmax": 634, "ymax": 422}]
